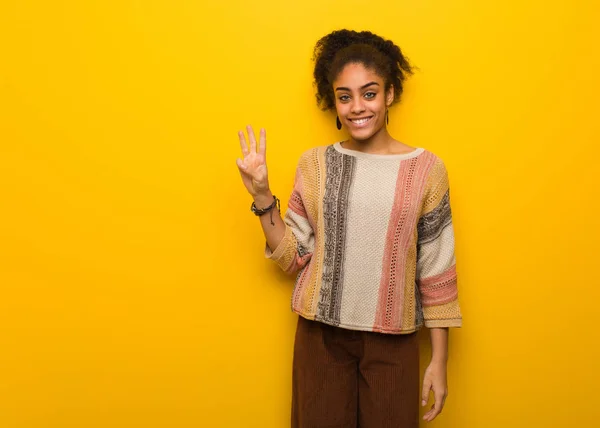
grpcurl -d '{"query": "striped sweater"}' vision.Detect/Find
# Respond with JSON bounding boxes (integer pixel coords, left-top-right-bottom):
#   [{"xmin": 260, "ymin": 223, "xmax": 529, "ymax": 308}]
[{"xmin": 265, "ymin": 142, "xmax": 462, "ymax": 334}]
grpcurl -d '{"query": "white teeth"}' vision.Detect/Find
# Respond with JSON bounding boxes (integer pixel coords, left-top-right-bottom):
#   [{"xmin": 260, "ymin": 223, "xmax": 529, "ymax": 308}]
[{"xmin": 351, "ymin": 117, "xmax": 371, "ymax": 125}]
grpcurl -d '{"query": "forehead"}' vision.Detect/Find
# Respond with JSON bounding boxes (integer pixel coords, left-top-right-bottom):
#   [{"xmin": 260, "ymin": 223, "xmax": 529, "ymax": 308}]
[{"xmin": 333, "ymin": 63, "xmax": 384, "ymax": 88}]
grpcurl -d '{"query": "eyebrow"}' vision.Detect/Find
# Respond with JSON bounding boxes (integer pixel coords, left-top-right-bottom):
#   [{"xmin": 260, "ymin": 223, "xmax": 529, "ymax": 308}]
[{"xmin": 335, "ymin": 81, "xmax": 379, "ymax": 91}]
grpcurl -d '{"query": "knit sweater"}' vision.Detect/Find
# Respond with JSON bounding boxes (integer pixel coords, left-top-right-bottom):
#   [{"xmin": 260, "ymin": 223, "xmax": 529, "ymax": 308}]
[{"xmin": 265, "ymin": 142, "xmax": 462, "ymax": 334}]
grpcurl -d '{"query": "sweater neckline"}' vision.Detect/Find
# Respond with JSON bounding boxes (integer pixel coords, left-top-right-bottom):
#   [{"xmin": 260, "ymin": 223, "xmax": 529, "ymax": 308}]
[{"xmin": 333, "ymin": 141, "xmax": 425, "ymax": 160}]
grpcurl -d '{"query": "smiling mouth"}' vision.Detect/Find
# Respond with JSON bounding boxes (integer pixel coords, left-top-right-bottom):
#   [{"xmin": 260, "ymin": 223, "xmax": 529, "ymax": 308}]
[{"xmin": 348, "ymin": 116, "xmax": 373, "ymax": 126}]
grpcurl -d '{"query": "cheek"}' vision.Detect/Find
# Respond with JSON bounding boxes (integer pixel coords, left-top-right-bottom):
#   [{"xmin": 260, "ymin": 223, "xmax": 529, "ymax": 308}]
[
  {"xmin": 372, "ymin": 98, "xmax": 386, "ymax": 110},
  {"xmin": 335, "ymin": 103, "xmax": 348, "ymax": 116}
]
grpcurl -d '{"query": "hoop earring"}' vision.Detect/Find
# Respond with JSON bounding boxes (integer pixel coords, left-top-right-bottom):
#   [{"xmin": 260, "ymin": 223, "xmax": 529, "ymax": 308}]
[
  {"xmin": 386, "ymin": 110, "xmax": 389, "ymax": 125},
  {"xmin": 336, "ymin": 116, "xmax": 342, "ymax": 130}
]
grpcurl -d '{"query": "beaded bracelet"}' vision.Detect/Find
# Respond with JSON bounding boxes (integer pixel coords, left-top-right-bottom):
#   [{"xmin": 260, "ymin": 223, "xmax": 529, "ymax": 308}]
[{"xmin": 250, "ymin": 195, "xmax": 280, "ymax": 226}]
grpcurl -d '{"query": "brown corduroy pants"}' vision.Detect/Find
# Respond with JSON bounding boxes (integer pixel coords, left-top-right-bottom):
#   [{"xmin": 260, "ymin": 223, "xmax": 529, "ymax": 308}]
[{"xmin": 291, "ymin": 316, "xmax": 420, "ymax": 428}]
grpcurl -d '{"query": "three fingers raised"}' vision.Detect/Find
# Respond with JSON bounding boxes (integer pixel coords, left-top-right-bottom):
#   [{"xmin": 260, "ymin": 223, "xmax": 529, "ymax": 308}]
[{"xmin": 238, "ymin": 125, "xmax": 266, "ymax": 158}]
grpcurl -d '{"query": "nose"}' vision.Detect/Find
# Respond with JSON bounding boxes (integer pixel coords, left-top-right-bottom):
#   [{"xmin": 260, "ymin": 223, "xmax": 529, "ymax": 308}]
[{"xmin": 350, "ymin": 98, "xmax": 365, "ymax": 114}]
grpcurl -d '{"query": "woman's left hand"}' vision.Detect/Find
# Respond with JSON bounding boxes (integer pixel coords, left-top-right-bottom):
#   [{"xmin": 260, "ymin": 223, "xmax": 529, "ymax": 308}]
[{"xmin": 421, "ymin": 360, "xmax": 448, "ymax": 422}]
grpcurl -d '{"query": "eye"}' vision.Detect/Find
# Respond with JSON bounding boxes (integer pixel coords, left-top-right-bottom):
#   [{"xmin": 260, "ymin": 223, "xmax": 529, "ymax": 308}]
[
  {"xmin": 364, "ymin": 92, "xmax": 376, "ymax": 99},
  {"xmin": 339, "ymin": 95, "xmax": 350, "ymax": 102}
]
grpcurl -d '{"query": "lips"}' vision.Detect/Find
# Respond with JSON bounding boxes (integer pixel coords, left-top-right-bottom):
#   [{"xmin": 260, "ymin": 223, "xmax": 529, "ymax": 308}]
[{"xmin": 348, "ymin": 116, "xmax": 373, "ymax": 127}]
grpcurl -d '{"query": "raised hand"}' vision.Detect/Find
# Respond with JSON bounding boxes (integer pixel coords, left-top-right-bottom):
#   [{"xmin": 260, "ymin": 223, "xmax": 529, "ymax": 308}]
[{"xmin": 236, "ymin": 125, "xmax": 270, "ymax": 197}]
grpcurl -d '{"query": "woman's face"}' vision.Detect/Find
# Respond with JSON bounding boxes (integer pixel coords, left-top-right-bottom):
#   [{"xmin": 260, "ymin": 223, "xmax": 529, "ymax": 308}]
[{"xmin": 333, "ymin": 62, "xmax": 394, "ymax": 141}]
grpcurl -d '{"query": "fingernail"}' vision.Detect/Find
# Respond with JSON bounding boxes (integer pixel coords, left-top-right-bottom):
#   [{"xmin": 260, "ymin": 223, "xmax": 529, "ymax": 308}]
[{"xmin": 422, "ymin": 400, "xmax": 426, "ymax": 406}]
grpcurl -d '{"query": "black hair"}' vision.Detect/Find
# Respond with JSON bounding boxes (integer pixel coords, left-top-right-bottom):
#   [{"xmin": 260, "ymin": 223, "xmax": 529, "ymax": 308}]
[{"xmin": 312, "ymin": 29, "xmax": 414, "ymax": 111}]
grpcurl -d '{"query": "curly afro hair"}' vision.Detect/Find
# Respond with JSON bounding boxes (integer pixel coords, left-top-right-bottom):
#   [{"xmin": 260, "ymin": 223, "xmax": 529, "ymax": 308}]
[{"xmin": 312, "ymin": 29, "xmax": 414, "ymax": 111}]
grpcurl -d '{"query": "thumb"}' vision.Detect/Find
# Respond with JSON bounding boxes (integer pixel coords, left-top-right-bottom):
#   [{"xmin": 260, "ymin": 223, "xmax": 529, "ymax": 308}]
[
  {"xmin": 236, "ymin": 158, "xmax": 247, "ymax": 170},
  {"xmin": 421, "ymin": 379, "xmax": 431, "ymax": 406}
]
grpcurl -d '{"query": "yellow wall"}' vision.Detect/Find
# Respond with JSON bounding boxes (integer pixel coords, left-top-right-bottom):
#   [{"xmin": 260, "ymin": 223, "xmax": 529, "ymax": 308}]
[{"xmin": 1, "ymin": 1, "xmax": 599, "ymax": 427}]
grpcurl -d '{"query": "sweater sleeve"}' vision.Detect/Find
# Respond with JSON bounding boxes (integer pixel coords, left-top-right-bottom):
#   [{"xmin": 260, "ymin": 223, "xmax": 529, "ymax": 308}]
[
  {"xmin": 416, "ymin": 158, "xmax": 462, "ymax": 328},
  {"xmin": 264, "ymin": 157, "xmax": 314, "ymax": 275}
]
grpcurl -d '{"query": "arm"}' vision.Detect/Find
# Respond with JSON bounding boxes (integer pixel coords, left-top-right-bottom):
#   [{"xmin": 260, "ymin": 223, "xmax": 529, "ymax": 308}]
[
  {"xmin": 263, "ymin": 155, "xmax": 314, "ymax": 274},
  {"xmin": 236, "ymin": 125, "xmax": 313, "ymax": 274},
  {"xmin": 252, "ymin": 190, "xmax": 287, "ymax": 256},
  {"xmin": 416, "ymin": 158, "xmax": 462, "ymax": 422},
  {"xmin": 416, "ymin": 158, "xmax": 462, "ymax": 328},
  {"xmin": 430, "ymin": 327, "xmax": 449, "ymax": 365},
  {"xmin": 236, "ymin": 126, "xmax": 287, "ymax": 253}
]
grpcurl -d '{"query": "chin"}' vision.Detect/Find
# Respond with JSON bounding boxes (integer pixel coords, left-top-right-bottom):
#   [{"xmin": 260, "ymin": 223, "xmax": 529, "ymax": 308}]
[
  {"xmin": 350, "ymin": 132, "xmax": 374, "ymax": 142},
  {"xmin": 349, "ymin": 127, "xmax": 379, "ymax": 141}
]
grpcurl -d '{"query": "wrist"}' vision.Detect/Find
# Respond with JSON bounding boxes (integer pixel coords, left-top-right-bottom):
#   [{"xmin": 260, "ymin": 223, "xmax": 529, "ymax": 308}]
[
  {"xmin": 252, "ymin": 191, "xmax": 274, "ymax": 208},
  {"xmin": 430, "ymin": 355, "xmax": 448, "ymax": 365}
]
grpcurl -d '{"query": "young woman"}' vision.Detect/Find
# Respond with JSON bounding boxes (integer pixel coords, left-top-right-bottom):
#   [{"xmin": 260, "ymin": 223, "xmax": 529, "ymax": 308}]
[{"xmin": 236, "ymin": 29, "xmax": 462, "ymax": 428}]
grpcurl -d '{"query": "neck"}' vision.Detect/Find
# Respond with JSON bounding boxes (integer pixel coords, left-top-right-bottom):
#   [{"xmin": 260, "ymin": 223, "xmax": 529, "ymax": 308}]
[{"xmin": 345, "ymin": 126, "xmax": 395, "ymax": 154}]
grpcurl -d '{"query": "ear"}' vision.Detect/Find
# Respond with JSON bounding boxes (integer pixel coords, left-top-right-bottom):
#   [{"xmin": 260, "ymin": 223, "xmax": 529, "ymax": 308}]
[{"xmin": 386, "ymin": 84, "xmax": 395, "ymax": 107}]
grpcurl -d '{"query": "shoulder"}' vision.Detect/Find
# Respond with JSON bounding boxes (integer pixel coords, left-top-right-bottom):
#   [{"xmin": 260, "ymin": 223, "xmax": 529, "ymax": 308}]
[
  {"xmin": 420, "ymin": 147, "xmax": 446, "ymax": 165},
  {"xmin": 299, "ymin": 143, "xmax": 331, "ymax": 160},
  {"xmin": 418, "ymin": 149, "xmax": 451, "ymax": 194},
  {"xmin": 297, "ymin": 146, "xmax": 319, "ymax": 162},
  {"xmin": 420, "ymin": 148, "xmax": 449, "ymax": 175},
  {"xmin": 295, "ymin": 144, "xmax": 331, "ymax": 169}
]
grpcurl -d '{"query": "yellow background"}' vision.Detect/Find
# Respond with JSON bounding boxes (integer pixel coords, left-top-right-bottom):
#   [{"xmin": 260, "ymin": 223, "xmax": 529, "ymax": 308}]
[{"xmin": 1, "ymin": 1, "xmax": 599, "ymax": 427}]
